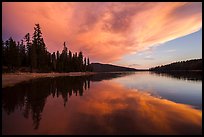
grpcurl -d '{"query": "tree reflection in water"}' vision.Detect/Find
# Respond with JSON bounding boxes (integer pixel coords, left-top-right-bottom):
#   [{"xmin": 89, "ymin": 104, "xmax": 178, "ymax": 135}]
[
  {"xmin": 150, "ymin": 71, "xmax": 202, "ymax": 81},
  {"xmin": 2, "ymin": 72, "xmax": 202, "ymax": 134},
  {"xmin": 2, "ymin": 72, "xmax": 132, "ymax": 130},
  {"xmin": 2, "ymin": 76, "xmax": 91, "ymax": 129}
]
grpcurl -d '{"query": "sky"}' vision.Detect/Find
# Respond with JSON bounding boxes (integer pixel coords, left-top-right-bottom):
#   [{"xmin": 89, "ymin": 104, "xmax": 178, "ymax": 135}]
[{"xmin": 2, "ymin": 2, "xmax": 202, "ymax": 69}]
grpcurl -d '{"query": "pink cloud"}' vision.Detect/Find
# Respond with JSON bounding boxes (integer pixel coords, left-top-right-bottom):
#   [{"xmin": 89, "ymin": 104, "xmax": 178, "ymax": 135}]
[{"xmin": 2, "ymin": 2, "xmax": 202, "ymax": 63}]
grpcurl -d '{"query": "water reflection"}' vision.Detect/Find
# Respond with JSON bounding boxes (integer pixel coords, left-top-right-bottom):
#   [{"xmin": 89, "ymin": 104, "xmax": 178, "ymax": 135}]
[
  {"xmin": 2, "ymin": 73, "xmax": 202, "ymax": 135},
  {"xmin": 2, "ymin": 73, "xmax": 132, "ymax": 131},
  {"xmin": 2, "ymin": 76, "xmax": 91, "ymax": 130},
  {"xmin": 90, "ymin": 72, "xmax": 135, "ymax": 81},
  {"xmin": 73, "ymin": 82, "xmax": 201, "ymax": 135},
  {"xmin": 150, "ymin": 71, "xmax": 202, "ymax": 81},
  {"xmin": 112, "ymin": 71, "xmax": 202, "ymax": 109}
]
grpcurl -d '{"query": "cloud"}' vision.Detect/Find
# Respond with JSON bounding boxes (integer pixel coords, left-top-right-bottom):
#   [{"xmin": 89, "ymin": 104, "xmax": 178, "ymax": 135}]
[
  {"xmin": 164, "ymin": 49, "xmax": 176, "ymax": 53},
  {"xmin": 2, "ymin": 2, "xmax": 202, "ymax": 63},
  {"xmin": 144, "ymin": 55, "xmax": 155, "ymax": 60}
]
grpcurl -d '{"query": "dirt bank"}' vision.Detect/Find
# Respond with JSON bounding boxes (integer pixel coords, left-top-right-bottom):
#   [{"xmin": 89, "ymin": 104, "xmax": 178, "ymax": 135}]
[{"xmin": 2, "ymin": 72, "xmax": 96, "ymax": 88}]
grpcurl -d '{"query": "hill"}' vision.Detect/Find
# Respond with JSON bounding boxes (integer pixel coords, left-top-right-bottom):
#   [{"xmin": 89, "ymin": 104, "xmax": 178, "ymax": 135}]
[
  {"xmin": 149, "ymin": 59, "xmax": 202, "ymax": 71},
  {"xmin": 90, "ymin": 63, "xmax": 137, "ymax": 72}
]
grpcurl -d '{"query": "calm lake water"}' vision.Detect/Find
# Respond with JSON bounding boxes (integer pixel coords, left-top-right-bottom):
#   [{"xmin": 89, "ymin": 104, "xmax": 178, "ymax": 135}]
[{"xmin": 2, "ymin": 71, "xmax": 202, "ymax": 135}]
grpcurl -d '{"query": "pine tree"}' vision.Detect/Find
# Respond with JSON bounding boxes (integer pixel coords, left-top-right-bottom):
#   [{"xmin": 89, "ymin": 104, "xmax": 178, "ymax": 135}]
[
  {"xmin": 4, "ymin": 40, "xmax": 9, "ymax": 67},
  {"xmin": 31, "ymin": 42, "xmax": 37, "ymax": 72},
  {"xmin": 84, "ymin": 57, "xmax": 86, "ymax": 72},
  {"xmin": 87, "ymin": 57, "xmax": 90, "ymax": 71},
  {"xmin": 24, "ymin": 33, "xmax": 31, "ymax": 68},
  {"xmin": 56, "ymin": 50, "xmax": 60, "ymax": 72},
  {"xmin": 19, "ymin": 40, "xmax": 26, "ymax": 67},
  {"xmin": 7, "ymin": 37, "xmax": 20, "ymax": 70},
  {"xmin": 68, "ymin": 50, "xmax": 72, "ymax": 72},
  {"xmin": 78, "ymin": 51, "xmax": 83, "ymax": 71},
  {"xmin": 87, "ymin": 57, "xmax": 92, "ymax": 71},
  {"xmin": 51, "ymin": 52, "xmax": 56, "ymax": 71},
  {"xmin": 32, "ymin": 24, "xmax": 47, "ymax": 71},
  {"xmin": 73, "ymin": 52, "xmax": 78, "ymax": 71},
  {"xmin": 46, "ymin": 51, "xmax": 52, "ymax": 71},
  {"xmin": 61, "ymin": 42, "xmax": 68, "ymax": 72},
  {"xmin": 87, "ymin": 58, "xmax": 90, "ymax": 66}
]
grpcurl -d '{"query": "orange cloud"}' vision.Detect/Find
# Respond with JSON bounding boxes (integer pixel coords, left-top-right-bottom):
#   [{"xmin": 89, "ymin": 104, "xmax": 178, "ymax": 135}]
[{"xmin": 2, "ymin": 2, "xmax": 202, "ymax": 63}]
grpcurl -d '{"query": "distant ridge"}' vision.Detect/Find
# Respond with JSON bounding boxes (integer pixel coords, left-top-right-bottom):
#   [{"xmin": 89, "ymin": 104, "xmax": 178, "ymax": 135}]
[
  {"xmin": 91, "ymin": 63, "xmax": 137, "ymax": 72},
  {"xmin": 149, "ymin": 59, "xmax": 202, "ymax": 71}
]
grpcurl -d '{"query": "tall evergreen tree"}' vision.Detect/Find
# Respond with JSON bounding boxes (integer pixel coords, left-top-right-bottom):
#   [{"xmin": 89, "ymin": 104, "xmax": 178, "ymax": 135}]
[
  {"xmin": 31, "ymin": 42, "xmax": 37, "ymax": 72},
  {"xmin": 4, "ymin": 40, "xmax": 9, "ymax": 67},
  {"xmin": 68, "ymin": 50, "xmax": 72, "ymax": 71},
  {"xmin": 84, "ymin": 57, "xmax": 87, "ymax": 72},
  {"xmin": 56, "ymin": 50, "xmax": 60, "ymax": 72},
  {"xmin": 87, "ymin": 57, "xmax": 92, "ymax": 71},
  {"xmin": 61, "ymin": 42, "xmax": 68, "ymax": 72},
  {"xmin": 19, "ymin": 40, "xmax": 26, "ymax": 66},
  {"xmin": 87, "ymin": 58, "xmax": 90, "ymax": 66},
  {"xmin": 73, "ymin": 52, "xmax": 78, "ymax": 71},
  {"xmin": 78, "ymin": 51, "xmax": 83, "ymax": 71},
  {"xmin": 7, "ymin": 37, "xmax": 20, "ymax": 70},
  {"xmin": 24, "ymin": 33, "xmax": 31, "ymax": 67},
  {"xmin": 51, "ymin": 52, "xmax": 56, "ymax": 71},
  {"xmin": 32, "ymin": 24, "xmax": 46, "ymax": 71}
]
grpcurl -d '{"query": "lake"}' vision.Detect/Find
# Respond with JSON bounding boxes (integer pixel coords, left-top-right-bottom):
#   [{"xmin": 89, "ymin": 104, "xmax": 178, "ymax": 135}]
[{"xmin": 2, "ymin": 71, "xmax": 202, "ymax": 135}]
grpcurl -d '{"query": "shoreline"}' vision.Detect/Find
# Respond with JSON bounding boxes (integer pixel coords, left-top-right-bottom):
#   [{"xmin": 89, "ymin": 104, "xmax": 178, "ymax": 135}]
[
  {"xmin": 2, "ymin": 72, "xmax": 96, "ymax": 88},
  {"xmin": 2, "ymin": 70, "xmax": 202, "ymax": 88}
]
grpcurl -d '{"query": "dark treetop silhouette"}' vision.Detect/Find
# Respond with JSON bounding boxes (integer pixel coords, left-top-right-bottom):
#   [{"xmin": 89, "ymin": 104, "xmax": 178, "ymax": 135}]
[
  {"xmin": 2, "ymin": 24, "xmax": 93, "ymax": 73},
  {"xmin": 149, "ymin": 59, "xmax": 202, "ymax": 71}
]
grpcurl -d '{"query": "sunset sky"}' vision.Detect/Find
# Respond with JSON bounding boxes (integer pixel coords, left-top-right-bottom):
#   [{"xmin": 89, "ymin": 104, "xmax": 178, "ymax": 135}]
[{"xmin": 2, "ymin": 2, "xmax": 202, "ymax": 69}]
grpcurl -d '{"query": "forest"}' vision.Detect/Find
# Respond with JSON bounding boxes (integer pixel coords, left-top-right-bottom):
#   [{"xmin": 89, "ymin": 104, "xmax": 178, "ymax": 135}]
[
  {"xmin": 149, "ymin": 59, "xmax": 202, "ymax": 71},
  {"xmin": 2, "ymin": 24, "xmax": 92, "ymax": 73}
]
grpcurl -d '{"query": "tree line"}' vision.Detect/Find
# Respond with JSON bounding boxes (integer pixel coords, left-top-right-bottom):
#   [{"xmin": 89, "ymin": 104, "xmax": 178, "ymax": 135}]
[
  {"xmin": 2, "ymin": 24, "xmax": 93, "ymax": 73},
  {"xmin": 149, "ymin": 59, "xmax": 202, "ymax": 71}
]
